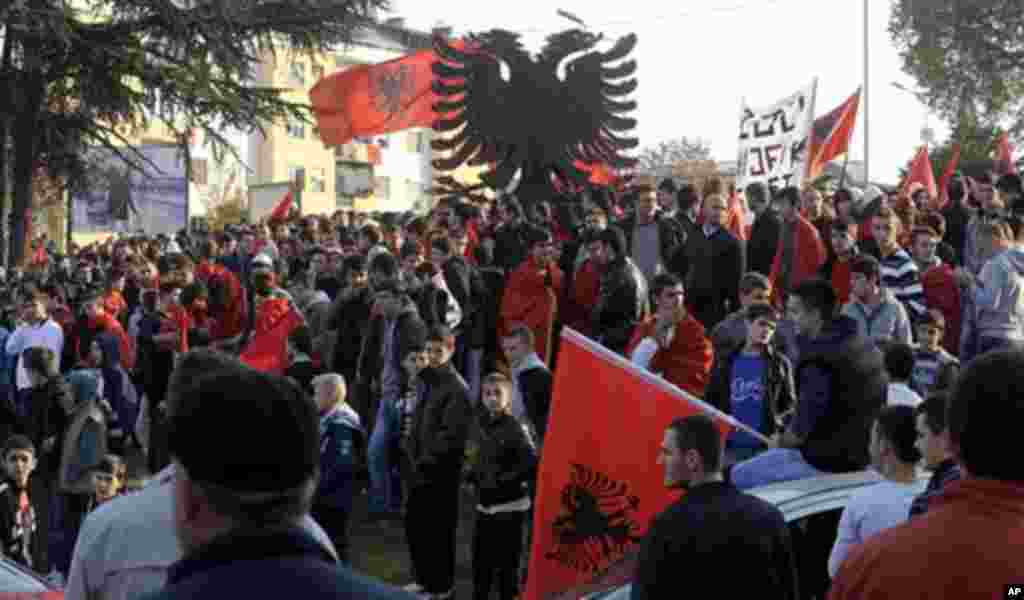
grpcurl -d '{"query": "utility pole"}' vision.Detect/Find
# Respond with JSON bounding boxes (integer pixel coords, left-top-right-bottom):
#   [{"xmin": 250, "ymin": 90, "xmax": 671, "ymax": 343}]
[{"xmin": 863, "ymin": 0, "xmax": 870, "ymax": 186}]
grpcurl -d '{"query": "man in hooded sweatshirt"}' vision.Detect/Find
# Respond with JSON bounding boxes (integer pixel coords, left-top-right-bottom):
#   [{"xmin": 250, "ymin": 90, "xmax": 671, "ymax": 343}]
[{"xmin": 955, "ymin": 220, "xmax": 1024, "ymax": 357}]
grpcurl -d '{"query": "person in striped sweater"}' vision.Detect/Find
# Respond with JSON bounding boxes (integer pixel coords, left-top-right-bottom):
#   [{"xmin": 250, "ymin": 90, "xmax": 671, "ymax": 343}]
[{"xmin": 872, "ymin": 207, "xmax": 926, "ymax": 324}]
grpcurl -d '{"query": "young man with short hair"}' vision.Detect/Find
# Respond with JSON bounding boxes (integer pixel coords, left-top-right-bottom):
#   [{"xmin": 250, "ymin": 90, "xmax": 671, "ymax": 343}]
[
  {"xmin": 830, "ymin": 349, "xmax": 1024, "ymax": 599},
  {"xmin": 910, "ymin": 310, "xmax": 959, "ymax": 398},
  {"xmin": 626, "ymin": 273, "xmax": 713, "ymax": 398},
  {"xmin": 873, "ymin": 207, "xmax": 926, "ymax": 323},
  {"xmin": 705, "ymin": 303, "xmax": 796, "ymax": 465},
  {"xmin": 0, "ymin": 435, "xmax": 40, "ymax": 570},
  {"xmin": 632, "ymin": 415, "xmax": 798, "ymax": 600},
  {"xmin": 818, "ymin": 218, "xmax": 860, "ymax": 305},
  {"xmin": 908, "ymin": 393, "xmax": 960, "ymax": 518},
  {"xmin": 828, "ymin": 405, "xmax": 922, "ymax": 577},
  {"xmin": 710, "ymin": 272, "xmax": 798, "ymax": 364},
  {"xmin": 731, "ymin": 278, "xmax": 886, "ymax": 489},
  {"xmin": 883, "ymin": 343, "xmax": 923, "ymax": 408},
  {"xmin": 841, "ymin": 254, "xmax": 913, "ymax": 345},
  {"xmin": 500, "ymin": 325, "xmax": 552, "ymax": 444}
]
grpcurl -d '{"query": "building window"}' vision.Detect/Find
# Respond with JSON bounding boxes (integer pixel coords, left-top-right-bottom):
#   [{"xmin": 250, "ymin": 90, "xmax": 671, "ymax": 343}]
[
  {"xmin": 289, "ymin": 62, "xmax": 306, "ymax": 86},
  {"xmin": 286, "ymin": 118, "xmax": 305, "ymax": 139},
  {"xmin": 337, "ymin": 162, "xmax": 373, "ymax": 201},
  {"xmin": 374, "ymin": 176, "xmax": 390, "ymax": 200},
  {"xmin": 312, "ymin": 64, "xmax": 325, "ymax": 82},
  {"xmin": 310, "ymin": 167, "xmax": 326, "ymax": 193},
  {"xmin": 288, "ymin": 165, "xmax": 306, "ymax": 190}
]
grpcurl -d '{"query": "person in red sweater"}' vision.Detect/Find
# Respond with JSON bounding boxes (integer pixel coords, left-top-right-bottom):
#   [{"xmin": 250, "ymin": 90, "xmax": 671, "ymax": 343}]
[
  {"xmin": 500, "ymin": 226, "xmax": 563, "ymax": 366},
  {"xmin": 82, "ymin": 296, "xmax": 136, "ymax": 370},
  {"xmin": 626, "ymin": 273, "xmax": 713, "ymax": 398},
  {"xmin": 769, "ymin": 187, "xmax": 827, "ymax": 307},
  {"xmin": 829, "ymin": 349, "xmax": 1024, "ymax": 600},
  {"xmin": 911, "ymin": 225, "xmax": 961, "ymax": 355},
  {"xmin": 818, "ymin": 219, "xmax": 860, "ymax": 306}
]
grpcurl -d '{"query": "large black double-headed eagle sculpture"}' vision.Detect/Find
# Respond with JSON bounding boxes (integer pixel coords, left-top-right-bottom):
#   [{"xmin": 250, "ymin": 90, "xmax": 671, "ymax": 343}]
[{"xmin": 430, "ymin": 29, "xmax": 639, "ymax": 203}]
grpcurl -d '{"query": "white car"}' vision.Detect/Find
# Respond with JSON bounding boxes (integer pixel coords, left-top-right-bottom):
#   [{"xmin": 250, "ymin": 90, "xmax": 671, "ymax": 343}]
[{"xmin": 581, "ymin": 471, "xmax": 929, "ymax": 600}]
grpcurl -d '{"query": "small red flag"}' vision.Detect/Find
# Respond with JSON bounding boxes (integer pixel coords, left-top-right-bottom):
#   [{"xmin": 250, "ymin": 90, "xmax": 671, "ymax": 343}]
[
  {"xmin": 268, "ymin": 191, "xmax": 293, "ymax": 222},
  {"xmin": 935, "ymin": 143, "xmax": 961, "ymax": 210},
  {"xmin": 996, "ymin": 132, "xmax": 1017, "ymax": 176},
  {"xmin": 524, "ymin": 329, "xmax": 742, "ymax": 600},
  {"xmin": 899, "ymin": 145, "xmax": 937, "ymax": 201},
  {"xmin": 806, "ymin": 89, "xmax": 861, "ymax": 180}
]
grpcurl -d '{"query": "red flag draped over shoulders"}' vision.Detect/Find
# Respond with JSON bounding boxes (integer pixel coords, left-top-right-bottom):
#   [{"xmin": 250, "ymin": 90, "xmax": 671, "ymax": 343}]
[
  {"xmin": 626, "ymin": 315, "xmax": 713, "ymax": 398},
  {"xmin": 196, "ymin": 260, "xmax": 248, "ymax": 340},
  {"xmin": 239, "ymin": 297, "xmax": 304, "ymax": 375},
  {"xmin": 500, "ymin": 257, "xmax": 563, "ymax": 364}
]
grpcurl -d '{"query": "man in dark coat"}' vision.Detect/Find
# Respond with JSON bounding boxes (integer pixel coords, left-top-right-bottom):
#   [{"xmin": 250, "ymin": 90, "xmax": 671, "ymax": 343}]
[
  {"xmin": 589, "ymin": 226, "xmax": 647, "ymax": 355},
  {"xmin": 632, "ymin": 414, "xmax": 799, "ymax": 600},
  {"xmin": 143, "ymin": 367, "xmax": 410, "ymax": 600},
  {"xmin": 681, "ymin": 192, "xmax": 746, "ymax": 330},
  {"xmin": 745, "ymin": 182, "xmax": 781, "ymax": 276}
]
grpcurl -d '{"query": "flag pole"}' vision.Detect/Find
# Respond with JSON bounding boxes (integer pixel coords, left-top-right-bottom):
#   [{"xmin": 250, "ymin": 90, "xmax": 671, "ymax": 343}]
[{"xmin": 838, "ymin": 151, "xmax": 852, "ymax": 189}]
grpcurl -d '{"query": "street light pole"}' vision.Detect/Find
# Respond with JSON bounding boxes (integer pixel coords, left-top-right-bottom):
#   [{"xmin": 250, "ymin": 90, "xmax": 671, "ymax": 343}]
[{"xmin": 863, "ymin": 0, "xmax": 869, "ymax": 186}]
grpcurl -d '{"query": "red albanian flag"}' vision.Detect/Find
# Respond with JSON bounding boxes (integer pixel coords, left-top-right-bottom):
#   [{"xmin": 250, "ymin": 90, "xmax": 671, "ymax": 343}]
[
  {"xmin": 239, "ymin": 297, "xmax": 303, "ymax": 375},
  {"xmin": 524, "ymin": 328, "xmax": 740, "ymax": 600},
  {"xmin": 309, "ymin": 40, "xmax": 466, "ymax": 147}
]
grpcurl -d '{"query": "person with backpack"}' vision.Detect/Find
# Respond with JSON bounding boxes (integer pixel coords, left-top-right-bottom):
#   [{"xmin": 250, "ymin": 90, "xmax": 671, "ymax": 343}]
[{"xmin": 311, "ymin": 372, "xmax": 365, "ymax": 564}]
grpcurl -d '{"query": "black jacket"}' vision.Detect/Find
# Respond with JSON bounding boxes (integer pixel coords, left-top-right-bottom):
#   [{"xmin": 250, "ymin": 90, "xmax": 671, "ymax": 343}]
[
  {"xmin": 795, "ymin": 316, "xmax": 887, "ymax": 473},
  {"xmin": 405, "ymin": 366, "xmax": 473, "ymax": 486},
  {"xmin": 748, "ymin": 212, "xmax": 782, "ymax": 276},
  {"xmin": 633, "ymin": 481, "xmax": 798, "ymax": 600},
  {"xmin": 470, "ymin": 411, "xmax": 537, "ymax": 508},
  {"xmin": 143, "ymin": 527, "xmax": 410, "ymax": 600},
  {"xmin": 442, "ymin": 256, "xmax": 490, "ymax": 348},
  {"xmin": 27, "ymin": 376, "xmax": 72, "ymax": 476},
  {"xmin": 514, "ymin": 365, "xmax": 552, "ymax": 443},
  {"xmin": 704, "ymin": 347, "xmax": 796, "ymax": 437},
  {"xmin": 592, "ymin": 257, "xmax": 645, "ymax": 355},
  {"xmin": 681, "ymin": 226, "xmax": 746, "ymax": 330},
  {"xmin": 493, "ymin": 222, "xmax": 530, "ymax": 273}
]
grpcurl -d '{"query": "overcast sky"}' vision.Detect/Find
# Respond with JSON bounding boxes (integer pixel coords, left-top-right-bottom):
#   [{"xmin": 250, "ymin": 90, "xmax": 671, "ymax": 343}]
[{"xmin": 388, "ymin": 0, "xmax": 947, "ymax": 184}]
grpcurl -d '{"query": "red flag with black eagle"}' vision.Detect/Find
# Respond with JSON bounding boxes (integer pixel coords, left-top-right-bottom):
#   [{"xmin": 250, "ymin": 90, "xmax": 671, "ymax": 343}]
[
  {"xmin": 310, "ymin": 40, "xmax": 467, "ymax": 146},
  {"xmin": 239, "ymin": 297, "xmax": 303, "ymax": 375},
  {"xmin": 524, "ymin": 328, "xmax": 740, "ymax": 600}
]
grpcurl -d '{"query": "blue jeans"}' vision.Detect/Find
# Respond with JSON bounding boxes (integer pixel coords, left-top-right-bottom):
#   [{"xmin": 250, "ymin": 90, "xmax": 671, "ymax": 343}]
[
  {"xmin": 730, "ymin": 448, "xmax": 824, "ymax": 490},
  {"xmin": 367, "ymin": 396, "xmax": 402, "ymax": 515}
]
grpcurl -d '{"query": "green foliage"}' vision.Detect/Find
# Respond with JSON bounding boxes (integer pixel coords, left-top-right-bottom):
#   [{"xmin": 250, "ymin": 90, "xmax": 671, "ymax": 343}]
[
  {"xmin": 889, "ymin": 1, "xmax": 1024, "ymax": 144},
  {"xmin": 0, "ymin": 0, "xmax": 388, "ymax": 264}
]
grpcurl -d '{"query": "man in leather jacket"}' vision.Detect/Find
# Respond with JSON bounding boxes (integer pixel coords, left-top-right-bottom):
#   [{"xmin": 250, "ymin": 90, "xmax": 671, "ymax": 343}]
[{"xmin": 588, "ymin": 227, "xmax": 648, "ymax": 355}]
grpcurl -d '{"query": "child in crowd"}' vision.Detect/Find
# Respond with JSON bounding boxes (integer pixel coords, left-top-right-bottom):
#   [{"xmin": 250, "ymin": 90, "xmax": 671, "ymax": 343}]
[
  {"xmin": 470, "ymin": 373, "xmax": 537, "ymax": 600},
  {"xmin": 883, "ymin": 342, "xmax": 923, "ymax": 408},
  {"xmin": 911, "ymin": 310, "xmax": 960, "ymax": 397},
  {"xmin": 89, "ymin": 454, "xmax": 127, "ymax": 512},
  {"xmin": 705, "ymin": 302, "xmax": 796, "ymax": 465},
  {"xmin": 0, "ymin": 435, "xmax": 40, "ymax": 570}
]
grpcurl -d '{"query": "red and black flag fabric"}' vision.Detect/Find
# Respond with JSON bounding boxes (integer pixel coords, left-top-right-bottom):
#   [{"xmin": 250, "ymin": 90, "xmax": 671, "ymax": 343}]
[
  {"xmin": 524, "ymin": 328, "xmax": 748, "ymax": 600},
  {"xmin": 805, "ymin": 88, "xmax": 861, "ymax": 180}
]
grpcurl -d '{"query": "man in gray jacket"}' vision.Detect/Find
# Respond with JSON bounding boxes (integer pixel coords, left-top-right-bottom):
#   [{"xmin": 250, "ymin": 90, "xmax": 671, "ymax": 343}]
[
  {"xmin": 840, "ymin": 255, "xmax": 912, "ymax": 346},
  {"xmin": 956, "ymin": 221, "xmax": 1024, "ymax": 357}
]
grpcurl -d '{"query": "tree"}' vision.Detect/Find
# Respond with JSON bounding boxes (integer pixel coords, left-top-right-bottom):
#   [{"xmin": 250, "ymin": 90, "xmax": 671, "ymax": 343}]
[
  {"xmin": 0, "ymin": 0, "xmax": 387, "ymax": 265},
  {"xmin": 889, "ymin": 1, "xmax": 1024, "ymax": 168},
  {"xmin": 636, "ymin": 136, "xmax": 712, "ymax": 171}
]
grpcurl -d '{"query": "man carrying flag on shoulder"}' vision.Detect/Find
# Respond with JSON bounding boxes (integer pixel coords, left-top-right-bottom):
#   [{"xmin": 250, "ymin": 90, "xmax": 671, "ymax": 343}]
[{"xmin": 632, "ymin": 414, "xmax": 799, "ymax": 600}]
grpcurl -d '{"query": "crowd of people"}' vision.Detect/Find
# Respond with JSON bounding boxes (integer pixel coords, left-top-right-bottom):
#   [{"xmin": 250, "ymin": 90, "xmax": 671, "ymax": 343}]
[{"xmin": 0, "ymin": 168, "xmax": 1019, "ymax": 599}]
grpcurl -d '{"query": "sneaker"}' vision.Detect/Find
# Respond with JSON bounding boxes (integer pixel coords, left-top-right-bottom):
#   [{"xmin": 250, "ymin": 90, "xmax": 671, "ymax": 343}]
[{"xmin": 402, "ymin": 583, "xmax": 424, "ymax": 593}]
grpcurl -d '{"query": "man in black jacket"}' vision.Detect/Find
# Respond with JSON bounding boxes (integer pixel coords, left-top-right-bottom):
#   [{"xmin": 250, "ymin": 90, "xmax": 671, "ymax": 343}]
[
  {"xmin": 401, "ymin": 325, "xmax": 473, "ymax": 600},
  {"xmin": 745, "ymin": 182, "xmax": 781, "ymax": 276},
  {"xmin": 731, "ymin": 278, "xmax": 887, "ymax": 489},
  {"xmin": 589, "ymin": 226, "xmax": 647, "ymax": 356},
  {"xmin": 632, "ymin": 415, "xmax": 799, "ymax": 600},
  {"xmin": 681, "ymin": 192, "xmax": 746, "ymax": 330}
]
